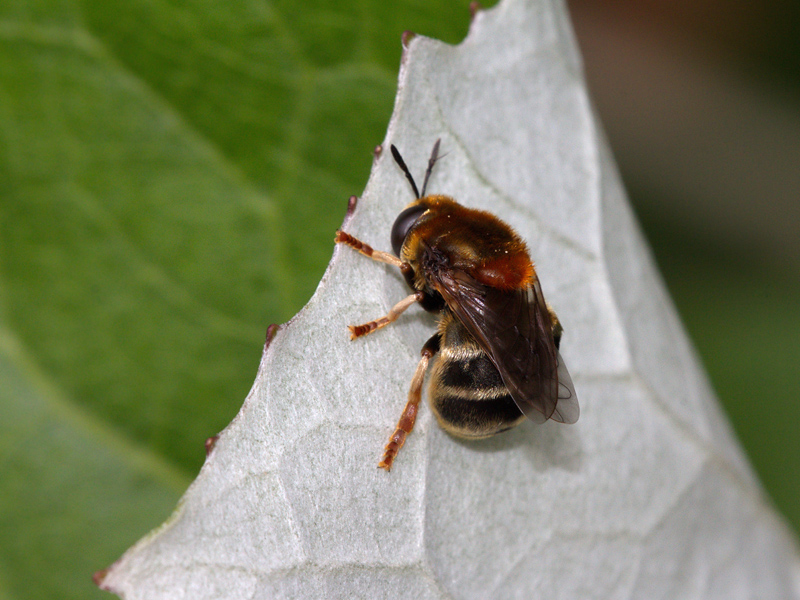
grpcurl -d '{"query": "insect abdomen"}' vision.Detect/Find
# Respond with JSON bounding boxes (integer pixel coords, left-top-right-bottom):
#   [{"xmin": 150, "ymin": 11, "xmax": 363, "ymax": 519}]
[{"xmin": 428, "ymin": 314, "xmax": 525, "ymax": 439}]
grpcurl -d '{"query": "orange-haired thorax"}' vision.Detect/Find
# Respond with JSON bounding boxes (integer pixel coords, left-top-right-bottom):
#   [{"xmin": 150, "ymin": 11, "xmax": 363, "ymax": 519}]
[{"xmin": 402, "ymin": 195, "xmax": 535, "ymax": 292}]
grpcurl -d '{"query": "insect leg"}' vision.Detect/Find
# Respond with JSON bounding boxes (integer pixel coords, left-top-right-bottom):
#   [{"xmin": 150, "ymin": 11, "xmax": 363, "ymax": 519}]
[
  {"xmin": 335, "ymin": 230, "xmax": 404, "ymax": 269},
  {"xmin": 348, "ymin": 291, "xmax": 424, "ymax": 339},
  {"xmin": 379, "ymin": 333, "xmax": 441, "ymax": 471},
  {"xmin": 546, "ymin": 304, "xmax": 563, "ymax": 350}
]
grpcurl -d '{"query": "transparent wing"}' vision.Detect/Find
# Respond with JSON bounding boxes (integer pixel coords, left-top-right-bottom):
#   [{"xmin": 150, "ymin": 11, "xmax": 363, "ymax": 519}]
[{"xmin": 553, "ymin": 350, "xmax": 579, "ymax": 424}]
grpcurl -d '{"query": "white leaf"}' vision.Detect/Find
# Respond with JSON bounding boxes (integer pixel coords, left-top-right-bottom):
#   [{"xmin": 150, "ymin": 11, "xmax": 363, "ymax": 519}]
[{"xmin": 100, "ymin": 0, "xmax": 800, "ymax": 598}]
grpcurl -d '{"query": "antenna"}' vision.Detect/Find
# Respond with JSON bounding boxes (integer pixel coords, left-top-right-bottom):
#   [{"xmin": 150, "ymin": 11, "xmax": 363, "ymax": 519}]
[
  {"xmin": 420, "ymin": 139, "xmax": 441, "ymax": 198},
  {"xmin": 390, "ymin": 139, "xmax": 442, "ymax": 199},
  {"xmin": 390, "ymin": 144, "xmax": 420, "ymax": 198}
]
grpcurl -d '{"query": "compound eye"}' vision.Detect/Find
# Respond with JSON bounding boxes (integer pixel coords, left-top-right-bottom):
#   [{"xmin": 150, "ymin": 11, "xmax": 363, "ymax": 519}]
[{"xmin": 391, "ymin": 204, "xmax": 427, "ymax": 256}]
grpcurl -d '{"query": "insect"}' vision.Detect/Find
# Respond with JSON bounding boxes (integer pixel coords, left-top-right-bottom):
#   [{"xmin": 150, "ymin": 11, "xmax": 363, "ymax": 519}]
[{"xmin": 335, "ymin": 140, "xmax": 579, "ymax": 470}]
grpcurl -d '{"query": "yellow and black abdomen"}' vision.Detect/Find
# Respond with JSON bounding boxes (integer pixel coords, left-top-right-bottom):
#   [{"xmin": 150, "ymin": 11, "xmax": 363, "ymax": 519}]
[{"xmin": 428, "ymin": 311, "xmax": 525, "ymax": 439}]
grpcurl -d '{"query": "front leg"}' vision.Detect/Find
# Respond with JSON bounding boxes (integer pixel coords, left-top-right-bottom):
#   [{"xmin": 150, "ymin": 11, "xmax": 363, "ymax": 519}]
[
  {"xmin": 336, "ymin": 229, "xmax": 422, "ymax": 339},
  {"xmin": 335, "ymin": 230, "xmax": 405, "ymax": 269}
]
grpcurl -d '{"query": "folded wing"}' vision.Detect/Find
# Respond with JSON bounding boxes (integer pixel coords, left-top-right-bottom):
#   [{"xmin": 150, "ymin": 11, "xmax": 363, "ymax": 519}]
[{"xmin": 431, "ymin": 268, "xmax": 579, "ymax": 424}]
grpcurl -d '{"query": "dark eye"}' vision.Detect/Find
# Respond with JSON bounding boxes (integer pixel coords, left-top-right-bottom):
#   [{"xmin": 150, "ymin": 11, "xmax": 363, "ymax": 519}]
[{"xmin": 391, "ymin": 204, "xmax": 427, "ymax": 256}]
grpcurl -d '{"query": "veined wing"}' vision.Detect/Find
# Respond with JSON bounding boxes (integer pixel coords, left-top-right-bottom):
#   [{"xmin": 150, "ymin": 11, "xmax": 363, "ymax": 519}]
[{"xmin": 431, "ymin": 268, "xmax": 579, "ymax": 424}]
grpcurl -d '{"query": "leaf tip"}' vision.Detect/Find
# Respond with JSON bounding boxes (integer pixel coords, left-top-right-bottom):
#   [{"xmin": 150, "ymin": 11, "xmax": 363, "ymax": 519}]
[
  {"xmin": 264, "ymin": 323, "xmax": 281, "ymax": 351},
  {"xmin": 92, "ymin": 568, "xmax": 108, "ymax": 588},
  {"xmin": 401, "ymin": 30, "xmax": 417, "ymax": 49},
  {"xmin": 346, "ymin": 195, "xmax": 359, "ymax": 219},
  {"xmin": 469, "ymin": 1, "xmax": 483, "ymax": 19},
  {"xmin": 204, "ymin": 434, "xmax": 220, "ymax": 456}
]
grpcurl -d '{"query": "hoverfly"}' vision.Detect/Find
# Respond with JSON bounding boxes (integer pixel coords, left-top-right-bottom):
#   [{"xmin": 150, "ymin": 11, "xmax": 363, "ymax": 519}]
[{"xmin": 335, "ymin": 140, "xmax": 578, "ymax": 470}]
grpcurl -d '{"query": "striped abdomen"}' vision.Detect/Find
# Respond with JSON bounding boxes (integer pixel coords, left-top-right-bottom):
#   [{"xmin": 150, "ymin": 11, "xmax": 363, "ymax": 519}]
[{"xmin": 428, "ymin": 312, "xmax": 525, "ymax": 438}]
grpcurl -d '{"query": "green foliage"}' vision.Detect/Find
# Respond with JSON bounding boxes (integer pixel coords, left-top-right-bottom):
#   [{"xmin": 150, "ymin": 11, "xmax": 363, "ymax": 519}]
[
  {"xmin": 641, "ymin": 213, "xmax": 800, "ymax": 538},
  {"xmin": 0, "ymin": 2, "xmax": 485, "ymax": 598},
  {"xmin": 1, "ymin": 1, "xmax": 796, "ymax": 598}
]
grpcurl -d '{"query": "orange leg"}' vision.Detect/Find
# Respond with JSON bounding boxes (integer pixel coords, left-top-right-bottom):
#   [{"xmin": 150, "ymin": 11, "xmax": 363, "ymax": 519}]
[
  {"xmin": 379, "ymin": 335, "xmax": 440, "ymax": 471},
  {"xmin": 335, "ymin": 230, "xmax": 404, "ymax": 268},
  {"xmin": 336, "ymin": 229, "xmax": 440, "ymax": 470},
  {"xmin": 348, "ymin": 292, "xmax": 423, "ymax": 339},
  {"xmin": 335, "ymin": 229, "xmax": 420, "ymax": 339}
]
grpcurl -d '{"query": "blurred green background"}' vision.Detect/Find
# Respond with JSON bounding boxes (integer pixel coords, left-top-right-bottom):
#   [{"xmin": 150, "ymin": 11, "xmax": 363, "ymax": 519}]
[{"xmin": 0, "ymin": 1, "xmax": 797, "ymax": 598}]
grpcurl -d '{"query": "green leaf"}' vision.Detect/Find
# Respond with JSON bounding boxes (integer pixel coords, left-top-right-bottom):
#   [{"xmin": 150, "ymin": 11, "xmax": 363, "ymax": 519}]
[
  {"xmin": 99, "ymin": 0, "xmax": 800, "ymax": 597},
  {"xmin": 0, "ymin": 2, "xmax": 484, "ymax": 598}
]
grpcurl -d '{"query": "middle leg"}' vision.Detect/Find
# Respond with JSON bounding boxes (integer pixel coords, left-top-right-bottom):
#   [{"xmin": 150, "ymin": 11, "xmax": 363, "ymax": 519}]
[{"xmin": 349, "ymin": 291, "xmax": 424, "ymax": 339}]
